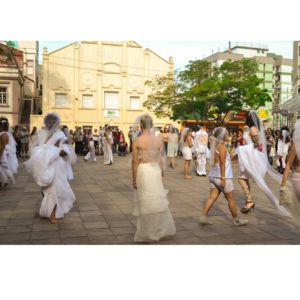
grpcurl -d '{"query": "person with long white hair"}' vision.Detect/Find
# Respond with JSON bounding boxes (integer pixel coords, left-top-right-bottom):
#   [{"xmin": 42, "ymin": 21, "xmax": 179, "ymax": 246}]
[
  {"xmin": 0, "ymin": 116, "xmax": 18, "ymax": 189},
  {"xmin": 24, "ymin": 113, "xmax": 76, "ymax": 224},
  {"xmin": 199, "ymin": 127, "xmax": 248, "ymax": 226},
  {"xmin": 103, "ymin": 125, "xmax": 113, "ymax": 165},
  {"xmin": 167, "ymin": 126, "xmax": 179, "ymax": 168},
  {"xmin": 276, "ymin": 126, "xmax": 290, "ymax": 174},
  {"xmin": 194, "ymin": 125, "xmax": 208, "ymax": 176},
  {"xmin": 131, "ymin": 113, "xmax": 176, "ymax": 242},
  {"xmin": 179, "ymin": 127, "xmax": 193, "ymax": 179},
  {"xmin": 235, "ymin": 110, "xmax": 291, "ymax": 218}
]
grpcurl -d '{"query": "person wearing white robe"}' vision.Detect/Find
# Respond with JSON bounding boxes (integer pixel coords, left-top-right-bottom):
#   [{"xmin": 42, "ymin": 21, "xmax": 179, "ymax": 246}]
[
  {"xmin": 0, "ymin": 117, "xmax": 18, "ymax": 189},
  {"xmin": 103, "ymin": 125, "xmax": 113, "ymax": 165},
  {"xmin": 194, "ymin": 126, "xmax": 208, "ymax": 176},
  {"xmin": 132, "ymin": 114, "xmax": 176, "ymax": 242},
  {"xmin": 84, "ymin": 130, "xmax": 97, "ymax": 162},
  {"xmin": 24, "ymin": 113, "xmax": 76, "ymax": 224}
]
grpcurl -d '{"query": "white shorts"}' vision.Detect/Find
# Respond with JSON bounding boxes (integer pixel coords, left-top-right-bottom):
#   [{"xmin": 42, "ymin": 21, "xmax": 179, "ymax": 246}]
[{"xmin": 182, "ymin": 147, "xmax": 192, "ymax": 160}]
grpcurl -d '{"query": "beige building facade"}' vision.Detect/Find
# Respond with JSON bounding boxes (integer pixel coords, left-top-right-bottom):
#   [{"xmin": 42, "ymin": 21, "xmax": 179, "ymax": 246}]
[{"xmin": 31, "ymin": 41, "xmax": 176, "ymax": 132}]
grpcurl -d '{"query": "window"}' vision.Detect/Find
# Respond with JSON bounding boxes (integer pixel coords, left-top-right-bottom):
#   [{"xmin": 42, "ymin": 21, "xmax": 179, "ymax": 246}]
[
  {"xmin": 299, "ymin": 46, "xmax": 300, "ymax": 56},
  {"xmin": 83, "ymin": 126, "xmax": 92, "ymax": 132},
  {"xmin": 55, "ymin": 93, "xmax": 67, "ymax": 108},
  {"xmin": 82, "ymin": 95, "xmax": 93, "ymax": 108},
  {"xmin": 105, "ymin": 92, "xmax": 119, "ymax": 109},
  {"xmin": 130, "ymin": 97, "xmax": 139, "ymax": 110},
  {"xmin": 27, "ymin": 60, "xmax": 34, "ymax": 67},
  {"xmin": 257, "ymin": 50, "xmax": 260, "ymax": 53},
  {"xmin": 0, "ymin": 88, "xmax": 7, "ymax": 105},
  {"xmin": 40, "ymin": 84, "xmax": 42, "ymax": 91}
]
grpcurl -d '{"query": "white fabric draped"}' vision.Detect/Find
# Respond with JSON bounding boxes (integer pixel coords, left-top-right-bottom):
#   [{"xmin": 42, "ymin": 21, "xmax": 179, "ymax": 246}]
[
  {"xmin": 103, "ymin": 137, "xmax": 113, "ymax": 165},
  {"xmin": 0, "ymin": 132, "xmax": 18, "ymax": 184},
  {"xmin": 133, "ymin": 163, "xmax": 176, "ymax": 242},
  {"xmin": 24, "ymin": 130, "xmax": 76, "ymax": 219},
  {"xmin": 236, "ymin": 143, "xmax": 291, "ymax": 217}
]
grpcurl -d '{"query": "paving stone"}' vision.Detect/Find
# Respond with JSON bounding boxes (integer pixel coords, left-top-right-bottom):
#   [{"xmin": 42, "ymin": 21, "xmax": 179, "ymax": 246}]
[
  {"xmin": 60, "ymin": 237, "xmax": 90, "ymax": 245},
  {"xmin": 5, "ymin": 225, "xmax": 32, "ymax": 234},
  {"xmin": 90, "ymin": 235, "xmax": 120, "ymax": 245},
  {"xmin": 59, "ymin": 229, "xmax": 87, "ymax": 238},
  {"xmin": 86, "ymin": 229, "xmax": 114, "ymax": 237},
  {"xmin": 2, "ymin": 232, "xmax": 31, "ymax": 242},
  {"xmin": 84, "ymin": 222, "xmax": 109, "ymax": 229},
  {"xmin": 31, "ymin": 231, "xmax": 59, "ymax": 240},
  {"xmin": 32, "ymin": 224, "xmax": 59, "ymax": 231},
  {"xmin": 30, "ymin": 239, "xmax": 60, "ymax": 245}
]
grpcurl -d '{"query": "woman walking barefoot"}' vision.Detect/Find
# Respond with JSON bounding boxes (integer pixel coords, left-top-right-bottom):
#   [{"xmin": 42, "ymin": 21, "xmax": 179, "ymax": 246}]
[
  {"xmin": 199, "ymin": 127, "xmax": 248, "ymax": 226},
  {"xmin": 180, "ymin": 128, "xmax": 193, "ymax": 179}
]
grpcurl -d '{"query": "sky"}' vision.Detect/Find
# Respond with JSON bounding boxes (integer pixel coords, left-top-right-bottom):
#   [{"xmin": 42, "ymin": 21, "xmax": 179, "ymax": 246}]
[{"xmin": 38, "ymin": 41, "xmax": 294, "ymax": 72}]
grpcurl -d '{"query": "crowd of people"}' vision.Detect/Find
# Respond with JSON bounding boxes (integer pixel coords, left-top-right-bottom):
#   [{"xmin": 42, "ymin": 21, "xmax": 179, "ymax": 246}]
[{"xmin": 1, "ymin": 111, "xmax": 300, "ymax": 243}]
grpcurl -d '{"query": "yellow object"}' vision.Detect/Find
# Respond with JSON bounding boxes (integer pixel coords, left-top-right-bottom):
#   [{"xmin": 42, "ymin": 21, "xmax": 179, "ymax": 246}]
[{"xmin": 281, "ymin": 183, "xmax": 286, "ymax": 186}]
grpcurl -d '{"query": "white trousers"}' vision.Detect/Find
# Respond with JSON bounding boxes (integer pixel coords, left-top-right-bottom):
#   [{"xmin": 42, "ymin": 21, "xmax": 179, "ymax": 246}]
[
  {"xmin": 84, "ymin": 142, "xmax": 96, "ymax": 161},
  {"xmin": 196, "ymin": 152, "xmax": 207, "ymax": 175}
]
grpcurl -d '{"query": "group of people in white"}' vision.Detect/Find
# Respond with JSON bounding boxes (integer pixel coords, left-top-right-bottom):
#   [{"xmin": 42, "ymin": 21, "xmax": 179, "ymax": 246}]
[{"xmin": 1, "ymin": 110, "xmax": 300, "ymax": 242}]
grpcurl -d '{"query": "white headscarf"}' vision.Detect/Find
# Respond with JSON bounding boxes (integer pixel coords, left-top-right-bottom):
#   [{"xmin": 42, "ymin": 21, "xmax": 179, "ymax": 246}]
[
  {"xmin": 179, "ymin": 127, "xmax": 189, "ymax": 151},
  {"xmin": 209, "ymin": 127, "xmax": 228, "ymax": 166}
]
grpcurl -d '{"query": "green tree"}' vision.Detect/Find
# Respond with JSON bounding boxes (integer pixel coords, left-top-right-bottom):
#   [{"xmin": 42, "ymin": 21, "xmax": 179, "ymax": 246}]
[
  {"xmin": 144, "ymin": 60, "xmax": 218, "ymax": 125},
  {"xmin": 211, "ymin": 58, "xmax": 272, "ymax": 126},
  {"xmin": 144, "ymin": 58, "xmax": 272, "ymax": 126}
]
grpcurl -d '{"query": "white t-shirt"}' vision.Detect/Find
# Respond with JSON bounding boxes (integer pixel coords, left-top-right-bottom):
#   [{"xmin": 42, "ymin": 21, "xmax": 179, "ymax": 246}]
[{"xmin": 93, "ymin": 131, "xmax": 100, "ymax": 141}]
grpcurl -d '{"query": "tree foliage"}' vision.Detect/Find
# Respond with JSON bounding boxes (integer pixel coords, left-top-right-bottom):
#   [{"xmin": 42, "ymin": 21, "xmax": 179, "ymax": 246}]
[
  {"xmin": 144, "ymin": 58, "xmax": 272, "ymax": 126},
  {"xmin": 0, "ymin": 41, "xmax": 24, "ymax": 70}
]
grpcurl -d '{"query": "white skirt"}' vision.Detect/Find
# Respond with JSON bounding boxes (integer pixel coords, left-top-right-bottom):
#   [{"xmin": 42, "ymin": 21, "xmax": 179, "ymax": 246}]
[
  {"xmin": 182, "ymin": 147, "xmax": 192, "ymax": 160},
  {"xmin": 133, "ymin": 163, "xmax": 176, "ymax": 242}
]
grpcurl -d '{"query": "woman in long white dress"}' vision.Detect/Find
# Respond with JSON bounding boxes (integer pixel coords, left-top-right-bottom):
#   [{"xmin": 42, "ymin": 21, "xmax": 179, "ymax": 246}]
[
  {"xmin": 235, "ymin": 110, "xmax": 291, "ymax": 218},
  {"xmin": 84, "ymin": 130, "xmax": 97, "ymax": 162},
  {"xmin": 0, "ymin": 117, "xmax": 18, "ymax": 189},
  {"xmin": 167, "ymin": 126, "xmax": 178, "ymax": 168},
  {"xmin": 24, "ymin": 113, "xmax": 76, "ymax": 224},
  {"xmin": 103, "ymin": 125, "xmax": 113, "ymax": 165},
  {"xmin": 131, "ymin": 114, "xmax": 176, "ymax": 242},
  {"xmin": 199, "ymin": 127, "xmax": 248, "ymax": 226}
]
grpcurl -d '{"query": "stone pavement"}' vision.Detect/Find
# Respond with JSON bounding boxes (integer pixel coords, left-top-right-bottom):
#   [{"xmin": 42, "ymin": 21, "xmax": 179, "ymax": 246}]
[{"xmin": 1, "ymin": 154, "xmax": 300, "ymax": 245}]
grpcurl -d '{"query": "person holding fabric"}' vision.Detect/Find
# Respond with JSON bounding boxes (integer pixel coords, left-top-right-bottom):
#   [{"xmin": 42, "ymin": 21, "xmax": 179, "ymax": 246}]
[
  {"xmin": 131, "ymin": 113, "xmax": 176, "ymax": 242},
  {"xmin": 103, "ymin": 125, "xmax": 113, "ymax": 165},
  {"xmin": 276, "ymin": 126, "xmax": 290, "ymax": 174},
  {"xmin": 167, "ymin": 126, "xmax": 179, "ymax": 168},
  {"xmin": 84, "ymin": 129, "xmax": 97, "ymax": 162},
  {"xmin": 235, "ymin": 110, "xmax": 291, "ymax": 218},
  {"xmin": 194, "ymin": 126, "xmax": 208, "ymax": 177},
  {"xmin": 199, "ymin": 127, "xmax": 248, "ymax": 226},
  {"xmin": 0, "ymin": 117, "xmax": 18, "ymax": 189},
  {"xmin": 24, "ymin": 113, "xmax": 76, "ymax": 224},
  {"xmin": 180, "ymin": 128, "xmax": 193, "ymax": 179}
]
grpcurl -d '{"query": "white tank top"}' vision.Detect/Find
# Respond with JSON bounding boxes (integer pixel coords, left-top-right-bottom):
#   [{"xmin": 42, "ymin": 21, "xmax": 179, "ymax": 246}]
[{"xmin": 209, "ymin": 150, "xmax": 233, "ymax": 179}]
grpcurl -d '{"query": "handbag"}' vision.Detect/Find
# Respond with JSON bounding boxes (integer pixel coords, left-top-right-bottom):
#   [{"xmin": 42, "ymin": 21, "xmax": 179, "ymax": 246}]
[{"xmin": 270, "ymin": 147, "xmax": 276, "ymax": 157}]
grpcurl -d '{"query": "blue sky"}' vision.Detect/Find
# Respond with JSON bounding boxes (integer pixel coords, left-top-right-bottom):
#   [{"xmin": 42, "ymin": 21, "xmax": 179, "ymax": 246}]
[{"xmin": 38, "ymin": 41, "xmax": 294, "ymax": 72}]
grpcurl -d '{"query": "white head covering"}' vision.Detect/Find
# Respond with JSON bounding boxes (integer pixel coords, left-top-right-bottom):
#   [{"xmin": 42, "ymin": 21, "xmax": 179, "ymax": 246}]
[
  {"xmin": 179, "ymin": 127, "xmax": 189, "ymax": 151},
  {"xmin": 209, "ymin": 127, "xmax": 228, "ymax": 166}
]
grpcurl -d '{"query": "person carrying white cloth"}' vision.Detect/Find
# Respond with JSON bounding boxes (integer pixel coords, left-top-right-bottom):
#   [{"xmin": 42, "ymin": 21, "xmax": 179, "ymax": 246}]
[
  {"xmin": 24, "ymin": 113, "xmax": 76, "ymax": 224},
  {"xmin": 131, "ymin": 114, "xmax": 176, "ymax": 242}
]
